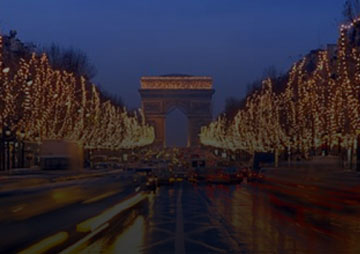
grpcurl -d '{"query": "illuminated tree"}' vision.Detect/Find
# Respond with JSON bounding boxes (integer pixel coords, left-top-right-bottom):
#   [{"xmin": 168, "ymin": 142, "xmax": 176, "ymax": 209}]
[
  {"xmin": 200, "ymin": 19, "xmax": 360, "ymax": 159},
  {"xmin": 0, "ymin": 35, "xmax": 154, "ymax": 149}
]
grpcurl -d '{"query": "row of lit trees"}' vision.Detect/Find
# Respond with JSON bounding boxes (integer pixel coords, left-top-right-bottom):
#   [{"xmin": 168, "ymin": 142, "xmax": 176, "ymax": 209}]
[
  {"xmin": 0, "ymin": 35, "xmax": 154, "ymax": 149},
  {"xmin": 200, "ymin": 19, "xmax": 360, "ymax": 156}
]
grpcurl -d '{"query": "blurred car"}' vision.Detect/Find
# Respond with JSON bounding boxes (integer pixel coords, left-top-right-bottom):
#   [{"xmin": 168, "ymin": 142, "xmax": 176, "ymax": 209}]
[
  {"xmin": 225, "ymin": 167, "xmax": 243, "ymax": 184},
  {"xmin": 145, "ymin": 174, "xmax": 158, "ymax": 190},
  {"xmin": 234, "ymin": 169, "xmax": 246, "ymax": 183},
  {"xmin": 256, "ymin": 168, "xmax": 268, "ymax": 182},
  {"xmin": 131, "ymin": 167, "xmax": 152, "ymax": 187},
  {"xmin": 246, "ymin": 169, "xmax": 265, "ymax": 182},
  {"xmin": 206, "ymin": 169, "xmax": 231, "ymax": 184},
  {"xmin": 135, "ymin": 167, "xmax": 153, "ymax": 176},
  {"xmin": 156, "ymin": 171, "xmax": 175, "ymax": 185},
  {"xmin": 112, "ymin": 163, "xmax": 123, "ymax": 170},
  {"xmin": 238, "ymin": 167, "xmax": 252, "ymax": 181},
  {"xmin": 194, "ymin": 167, "xmax": 207, "ymax": 181},
  {"xmin": 174, "ymin": 171, "xmax": 186, "ymax": 182},
  {"xmin": 93, "ymin": 162, "xmax": 109, "ymax": 170},
  {"xmin": 169, "ymin": 175, "xmax": 176, "ymax": 184},
  {"xmin": 187, "ymin": 171, "xmax": 198, "ymax": 183}
]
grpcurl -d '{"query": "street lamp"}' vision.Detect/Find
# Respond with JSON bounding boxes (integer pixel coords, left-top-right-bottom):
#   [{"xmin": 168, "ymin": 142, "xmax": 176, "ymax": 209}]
[
  {"xmin": 2, "ymin": 127, "xmax": 13, "ymax": 171},
  {"xmin": 26, "ymin": 79, "xmax": 33, "ymax": 86},
  {"xmin": 18, "ymin": 130, "xmax": 26, "ymax": 168},
  {"xmin": 2, "ymin": 67, "xmax": 10, "ymax": 74},
  {"xmin": 0, "ymin": 129, "xmax": 4, "ymax": 171},
  {"xmin": 357, "ymin": 130, "xmax": 360, "ymax": 172},
  {"xmin": 5, "ymin": 128, "xmax": 11, "ymax": 170},
  {"xmin": 5, "ymin": 130, "xmax": 11, "ymax": 137}
]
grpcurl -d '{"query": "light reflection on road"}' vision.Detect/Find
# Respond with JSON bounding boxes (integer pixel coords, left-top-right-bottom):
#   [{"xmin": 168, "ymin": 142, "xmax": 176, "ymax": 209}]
[
  {"xmin": 6, "ymin": 179, "xmax": 359, "ymax": 254},
  {"xmin": 76, "ymin": 182, "xmax": 360, "ymax": 254},
  {"xmin": 59, "ymin": 183, "xmax": 360, "ymax": 254},
  {"xmin": 108, "ymin": 216, "xmax": 146, "ymax": 254}
]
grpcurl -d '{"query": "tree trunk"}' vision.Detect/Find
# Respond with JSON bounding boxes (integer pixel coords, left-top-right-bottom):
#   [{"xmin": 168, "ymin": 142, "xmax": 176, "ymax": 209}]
[
  {"xmin": 357, "ymin": 136, "xmax": 360, "ymax": 172},
  {"xmin": 274, "ymin": 149, "xmax": 279, "ymax": 168}
]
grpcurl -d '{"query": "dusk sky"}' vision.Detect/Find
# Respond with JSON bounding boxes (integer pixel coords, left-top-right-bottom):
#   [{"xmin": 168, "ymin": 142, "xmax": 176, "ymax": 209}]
[
  {"xmin": 0, "ymin": 0, "xmax": 344, "ymax": 114},
  {"xmin": 0, "ymin": 0, "xmax": 344, "ymax": 145}
]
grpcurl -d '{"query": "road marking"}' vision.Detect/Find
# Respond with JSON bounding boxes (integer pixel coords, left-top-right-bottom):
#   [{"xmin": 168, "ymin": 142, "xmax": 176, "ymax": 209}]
[
  {"xmin": 82, "ymin": 191, "xmax": 118, "ymax": 204},
  {"xmin": 141, "ymin": 237, "xmax": 175, "ymax": 251},
  {"xmin": 77, "ymin": 192, "xmax": 147, "ymax": 233},
  {"xmin": 175, "ymin": 188, "xmax": 185, "ymax": 254},
  {"xmin": 152, "ymin": 227, "xmax": 175, "ymax": 235},
  {"xmin": 187, "ymin": 225, "xmax": 219, "ymax": 236},
  {"xmin": 196, "ymin": 187, "xmax": 241, "ymax": 252},
  {"xmin": 59, "ymin": 223, "xmax": 109, "ymax": 254},
  {"xmin": 18, "ymin": 232, "xmax": 69, "ymax": 254},
  {"xmin": 186, "ymin": 238, "xmax": 227, "ymax": 253},
  {"xmin": 12, "ymin": 206, "xmax": 24, "ymax": 213}
]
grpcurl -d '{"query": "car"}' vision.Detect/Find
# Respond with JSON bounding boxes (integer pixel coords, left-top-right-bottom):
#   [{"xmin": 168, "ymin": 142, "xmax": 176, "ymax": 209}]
[
  {"xmin": 156, "ymin": 171, "xmax": 175, "ymax": 185},
  {"xmin": 206, "ymin": 169, "xmax": 231, "ymax": 184},
  {"xmin": 112, "ymin": 163, "xmax": 123, "ymax": 170},
  {"xmin": 187, "ymin": 171, "xmax": 198, "ymax": 183},
  {"xmin": 135, "ymin": 167, "xmax": 153, "ymax": 176},
  {"xmin": 246, "ymin": 169, "xmax": 266, "ymax": 182},
  {"xmin": 194, "ymin": 167, "xmax": 207, "ymax": 181},
  {"xmin": 174, "ymin": 171, "xmax": 186, "ymax": 182},
  {"xmin": 256, "ymin": 168, "xmax": 268, "ymax": 181},
  {"xmin": 239, "ymin": 167, "xmax": 253, "ymax": 181},
  {"xmin": 169, "ymin": 175, "xmax": 176, "ymax": 184},
  {"xmin": 145, "ymin": 174, "xmax": 158, "ymax": 190},
  {"xmin": 246, "ymin": 170, "xmax": 257, "ymax": 182},
  {"xmin": 93, "ymin": 162, "xmax": 109, "ymax": 170},
  {"xmin": 225, "ymin": 167, "xmax": 243, "ymax": 184}
]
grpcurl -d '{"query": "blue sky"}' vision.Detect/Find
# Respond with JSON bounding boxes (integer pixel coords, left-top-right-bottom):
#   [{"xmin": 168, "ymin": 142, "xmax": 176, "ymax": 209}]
[{"xmin": 0, "ymin": 0, "xmax": 345, "ymax": 145}]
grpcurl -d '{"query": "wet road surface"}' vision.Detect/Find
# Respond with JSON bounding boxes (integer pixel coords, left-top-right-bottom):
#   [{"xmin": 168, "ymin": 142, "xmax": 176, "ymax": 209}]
[
  {"xmin": 67, "ymin": 182, "xmax": 360, "ymax": 254},
  {"xmin": 0, "ymin": 173, "xmax": 139, "ymax": 253}
]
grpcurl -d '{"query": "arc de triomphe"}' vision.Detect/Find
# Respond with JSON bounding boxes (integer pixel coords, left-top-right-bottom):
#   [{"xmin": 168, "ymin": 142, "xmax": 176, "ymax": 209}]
[{"xmin": 139, "ymin": 75, "xmax": 215, "ymax": 147}]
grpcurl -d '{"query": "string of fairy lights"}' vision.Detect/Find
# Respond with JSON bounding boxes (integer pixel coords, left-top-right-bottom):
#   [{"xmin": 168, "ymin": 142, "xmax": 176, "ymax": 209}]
[
  {"xmin": 200, "ymin": 19, "xmax": 360, "ymax": 154},
  {"xmin": 0, "ymin": 36, "xmax": 155, "ymax": 150}
]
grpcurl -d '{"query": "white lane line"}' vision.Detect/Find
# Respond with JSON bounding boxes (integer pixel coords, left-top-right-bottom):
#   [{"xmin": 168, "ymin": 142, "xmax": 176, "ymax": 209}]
[
  {"xmin": 175, "ymin": 188, "xmax": 185, "ymax": 254},
  {"xmin": 12, "ymin": 206, "xmax": 24, "ymax": 213},
  {"xmin": 82, "ymin": 191, "xmax": 118, "ymax": 204},
  {"xmin": 186, "ymin": 225, "xmax": 219, "ymax": 236},
  {"xmin": 152, "ymin": 227, "xmax": 175, "ymax": 236},
  {"xmin": 141, "ymin": 237, "xmax": 175, "ymax": 251},
  {"xmin": 186, "ymin": 238, "xmax": 227, "ymax": 253},
  {"xmin": 59, "ymin": 223, "xmax": 109, "ymax": 254}
]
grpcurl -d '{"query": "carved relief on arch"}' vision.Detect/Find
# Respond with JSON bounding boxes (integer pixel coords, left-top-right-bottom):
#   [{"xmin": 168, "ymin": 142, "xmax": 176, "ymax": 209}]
[{"xmin": 143, "ymin": 101, "xmax": 162, "ymax": 113}]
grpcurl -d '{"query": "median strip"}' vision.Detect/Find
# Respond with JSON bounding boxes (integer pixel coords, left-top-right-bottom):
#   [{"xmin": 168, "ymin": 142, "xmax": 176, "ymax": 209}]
[
  {"xmin": 59, "ymin": 223, "xmax": 109, "ymax": 254},
  {"xmin": 18, "ymin": 232, "xmax": 69, "ymax": 254},
  {"xmin": 76, "ymin": 192, "xmax": 147, "ymax": 233}
]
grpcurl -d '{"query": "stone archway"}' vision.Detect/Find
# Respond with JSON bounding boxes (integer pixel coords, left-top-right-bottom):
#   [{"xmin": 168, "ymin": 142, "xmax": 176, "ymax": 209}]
[{"xmin": 139, "ymin": 75, "xmax": 215, "ymax": 147}]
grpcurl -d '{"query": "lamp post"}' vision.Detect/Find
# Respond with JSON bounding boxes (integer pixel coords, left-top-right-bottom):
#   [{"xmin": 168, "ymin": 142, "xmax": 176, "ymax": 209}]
[
  {"xmin": 18, "ymin": 131, "xmax": 26, "ymax": 168},
  {"xmin": 357, "ymin": 132, "xmax": 360, "ymax": 172},
  {"xmin": 2, "ymin": 127, "xmax": 13, "ymax": 171},
  {"xmin": 1, "ymin": 128, "xmax": 5, "ymax": 171}
]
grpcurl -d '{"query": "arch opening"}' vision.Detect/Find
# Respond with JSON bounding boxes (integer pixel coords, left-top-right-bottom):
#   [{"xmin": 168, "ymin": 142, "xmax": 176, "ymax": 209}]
[{"xmin": 165, "ymin": 107, "xmax": 189, "ymax": 147}]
